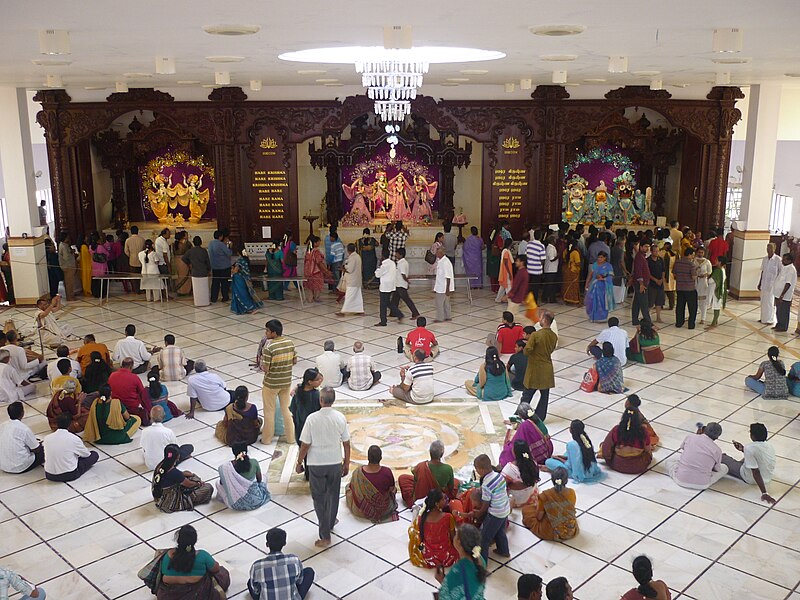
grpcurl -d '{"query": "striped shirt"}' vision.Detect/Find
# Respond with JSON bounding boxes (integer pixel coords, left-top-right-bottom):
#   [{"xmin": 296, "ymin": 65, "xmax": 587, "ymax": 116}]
[
  {"xmin": 526, "ymin": 240, "xmax": 545, "ymax": 275},
  {"xmin": 481, "ymin": 471, "xmax": 511, "ymax": 518},
  {"xmin": 262, "ymin": 336, "xmax": 297, "ymax": 388},
  {"xmin": 0, "ymin": 567, "xmax": 34, "ymax": 600},
  {"xmin": 404, "ymin": 362, "xmax": 434, "ymax": 404}
]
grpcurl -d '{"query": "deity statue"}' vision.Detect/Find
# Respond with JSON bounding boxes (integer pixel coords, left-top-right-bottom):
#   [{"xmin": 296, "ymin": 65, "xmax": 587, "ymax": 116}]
[
  {"xmin": 411, "ymin": 174, "xmax": 438, "ymax": 223},
  {"xmin": 388, "ymin": 173, "xmax": 413, "ymax": 220},
  {"xmin": 593, "ymin": 180, "xmax": 610, "ymax": 221},
  {"xmin": 562, "ymin": 174, "xmax": 589, "ymax": 222},
  {"xmin": 371, "ymin": 170, "xmax": 389, "ymax": 215},
  {"xmin": 172, "ymin": 173, "xmax": 211, "ymax": 223},
  {"xmin": 146, "ymin": 173, "xmax": 176, "ymax": 222},
  {"xmin": 612, "ymin": 171, "xmax": 636, "ymax": 224},
  {"xmin": 341, "ymin": 177, "xmax": 372, "ymax": 226}
]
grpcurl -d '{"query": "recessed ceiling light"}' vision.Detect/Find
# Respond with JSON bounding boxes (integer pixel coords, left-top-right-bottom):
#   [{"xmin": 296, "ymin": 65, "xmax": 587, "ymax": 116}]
[
  {"xmin": 206, "ymin": 56, "xmax": 246, "ymax": 63},
  {"xmin": 315, "ymin": 78, "xmax": 339, "ymax": 83},
  {"xmin": 785, "ymin": 73, "xmax": 800, "ymax": 78},
  {"xmin": 297, "ymin": 69, "xmax": 327, "ymax": 75},
  {"xmin": 711, "ymin": 57, "xmax": 750, "ymax": 64},
  {"xmin": 440, "ymin": 82, "xmax": 460, "ymax": 86},
  {"xmin": 202, "ymin": 84, "xmax": 221, "ymax": 88},
  {"xmin": 446, "ymin": 77, "xmax": 470, "ymax": 82},
  {"xmin": 505, "ymin": 83, "xmax": 516, "ymax": 93},
  {"xmin": 123, "ymin": 72, "xmax": 153, "ymax": 78},
  {"xmin": 31, "ymin": 58, "xmax": 72, "ymax": 66},
  {"xmin": 530, "ymin": 25, "xmax": 586, "ymax": 37},
  {"xmin": 712, "ymin": 28, "xmax": 743, "ymax": 53},
  {"xmin": 203, "ymin": 24, "xmax": 260, "ymax": 36},
  {"xmin": 608, "ymin": 56, "xmax": 628, "ymax": 73},
  {"xmin": 84, "ymin": 86, "xmax": 107, "ymax": 90},
  {"xmin": 461, "ymin": 69, "xmax": 488, "ymax": 75},
  {"xmin": 280, "ymin": 46, "xmax": 505, "ymax": 64},
  {"xmin": 45, "ymin": 74, "xmax": 63, "ymax": 88},
  {"xmin": 541, "ymin": 54, "xmax": 578, "ymax": 62},
  {"xmin": 631, "ymin": 70, "xmax": 661, "ymax": 76},
  {"xmin": 670, "ymin": 83, "xmax": 690, "ymax": 88},
  {"xmin": 583, "ymin": 78, "xmax": 607, "ymax": 83},
  {"xmin": 323, "ymin": 82, "xmax": 344, "ymax": 87},
  {"xmin": 214, "ymin": 71, "xmax": 230, "ymax": 85},
  {"xmin": 176, "ymin": 80, "xmax": 201, "ymax": 84},
  {"xmin": 39, "ymin": 29, "xmax": 70, "ymax": 55},
  {"xmin": 564, "ymin": 83, "xmax": 581, "ymax": 87}
]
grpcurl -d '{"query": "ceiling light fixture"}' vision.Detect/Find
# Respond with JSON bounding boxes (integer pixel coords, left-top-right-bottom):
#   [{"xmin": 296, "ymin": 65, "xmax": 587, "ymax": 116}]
[
  {"xmin": 649, "ymin": 78, "xmax": 663, "ymax": 90},
  {"xmin": 155, "ymin": 56, "xmax": 176, "ymax": 75},
  {"xmin": 505, "ymin": 83, "xmax": 516, "ymax": 93},
  {"xmin": 461, "ymin": 69, "xmax": 488, "ymax": 75},
  {"xmin": 202, "ymin": 84, "xmax": 221, "ymax": 88},
  {"xmin": 176, "ymin": 80, "xmax": 200, "ymax": 84},
  {"xmin": 608, "ymin": 56, "xmax": 628, "ymax": 73},
  {"xmin": 203, "ymin": 24, "xmax": 260, "ymax": 36},
  {"xmin": 115, "ymin": 81, "xmax": 128, "ymax": 92},
  {"xmin": 39, "ymin": 29, "xmax": 70, "ymax": 55},
  {"xmin": 315, "ymin": 78, "xmax": 339, "ymax": 83},
  {"xmin": 206, "ymin": 56, "xmax": 246, "ymax": 63},
  {"xmin": 541, "ymin": 54, "xmax": 578, "ymax": 62},
  {"xmin": 631, "ymin": 70, "xmax": 661, "ymax": 76},
  {"xmin": 715, "ymin": 72, "xmax": 731, "ymax": 85},
  {"xmin": 250, "ymin": 79, "xmax": 262, "ymax": 91},
  {"xmin": 324, "ymin": 82, "xmax": 344, "ymax": 87},
  {"xmin": 530, "ymin": 25, "xmax": 586, "ymax": 37},
  {"xmin": 84, "ymin": 86, "xmax": 107, "ymax": 91},
  {"xmin": 713, "ymin": 28, "xmax": 743, "ymax": 53},
  {"xmin": 785, "ymin": 73, "xmax": 800, "ymax": 78},
  {"xmin": 552, "ymin": 70, "xmax": 567, "ymax": 84},
  {"xmin": 447, "ymin": 77, "xmax": 470, "ymax": 82},
  {"xmin": 711, "ymin": 57, "xmax": 750, "ymax": 64},
  {"xmin": 214, "ymin": 71, "xmax": 230, "ymax": 85},
  {"xmin": 440, "ymin": 82, "xmax": 460, "ymax": 86},
  {"xmin": 45, "ymin": 74, "xmax": 63, "ymax": 87},
  {"xmin": 583, "ymin": 78, "xmax": 607, "ymax": 83},
  {"xmin": 31, "ymin": 58, "xmax": 72, "ymax": 66},
  {"xmin": 123, "ymin": 72, "xmax": 153, "ymax": 78},
  {"xmin": 297, "ymin": 69, "xmax": 327, "ymax": 75},
  {"xmin": 520, "ymin": 78, "xmax": 532, "ymax": 90}
]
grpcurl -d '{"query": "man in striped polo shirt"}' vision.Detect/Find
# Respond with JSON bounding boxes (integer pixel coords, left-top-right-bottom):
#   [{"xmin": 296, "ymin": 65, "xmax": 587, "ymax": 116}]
[
  {"xmin": 526, "ymin": 229, "xmax": 546, "ymax": 303},
  {"xmin": 389, "ymin": 349, "xmax": 434, "ymax": 405},
  {"xmin": 261, "ymin": 319, "xmax": 297, "ymax": 443},
  {"xmin": 471, "ymin": 453, "xmax": 511, "ymax": 561}
]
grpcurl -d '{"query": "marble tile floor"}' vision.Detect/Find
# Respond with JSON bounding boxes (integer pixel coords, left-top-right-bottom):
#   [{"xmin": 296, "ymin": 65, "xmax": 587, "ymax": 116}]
[{"xmin": 0, "ymin": 284, "xmax": 799, "ymax": 599}]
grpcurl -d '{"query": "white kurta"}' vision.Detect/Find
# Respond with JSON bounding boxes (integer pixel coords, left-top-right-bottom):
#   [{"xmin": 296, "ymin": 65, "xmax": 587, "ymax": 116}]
[
  {"xmin": 340, "ymin": 252, "xmax": 364, "ymax": 314},
  {"xmin": 694, "ymin": 258, "xmax": 712, "ymax": 297},
  {"xmin": 760, "ymin": 254, "xmax": 782, "ymax": 323}
]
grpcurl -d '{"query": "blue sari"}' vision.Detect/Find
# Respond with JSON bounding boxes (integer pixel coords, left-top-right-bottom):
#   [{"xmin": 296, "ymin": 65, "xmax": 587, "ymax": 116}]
[
  {"xmin": 265, "ymin": 249, "xmax": 284, "ymax": 300},
  {"xmin": 596, "ymin": 356, "xmax": 624, "ymax": 393},
  {"xmin": 584, "ymin": 261, "xmax": 615, "ymax": 321},
  {"xmin": 545, "ymin": 440, "xmax": 605, "ymax": 483},
  {"xmin": 230, "ymin": 257, "xmax": 264, "ymax": 315}
]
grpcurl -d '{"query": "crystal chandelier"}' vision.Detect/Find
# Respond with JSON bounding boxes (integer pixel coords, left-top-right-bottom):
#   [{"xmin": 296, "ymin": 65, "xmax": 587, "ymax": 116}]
[{"xmin": 356, "ymin": 57, "xmax": 428, "ymax": 123}]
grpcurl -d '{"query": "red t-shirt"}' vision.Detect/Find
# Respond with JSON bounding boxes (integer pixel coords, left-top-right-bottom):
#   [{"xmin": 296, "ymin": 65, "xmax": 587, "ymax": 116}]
[
  {"xmin": 708, "ymin": 237, "xmax": 729, "ymax": 264},
  {"xmin": 108, "ymin": 369, "xmax": 146, "ymax": 411},
  {"xmin": 496, "ymin": 324, "xmax": 524, "ymax": 354},
  {"xmin": 406, "ymin": 327, "xmax": 437, "ymax": 357}
]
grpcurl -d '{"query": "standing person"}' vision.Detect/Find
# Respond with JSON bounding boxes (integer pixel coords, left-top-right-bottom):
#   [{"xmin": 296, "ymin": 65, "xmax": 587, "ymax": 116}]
[
  {"xmin": 428, "ymin": 232, "xmax": 445, "ymax": 276},
  {"xmin": 281, "ymin": 230, "xmax": 299, "ymax": 291},
  {"xmin": 295, "ymin": 387, "xmax": 350, "ymax": 548},
  {"xmin": 261, "ymin": 319, "xmax": 297, "ymax": 444},
  {"xmin": 526, "ymin": 230, "xmax": 546, "ymax": 302},
  {"xmin": 773, "ymin": 252, "xmax": 797, "ymax": 332},
  {"xmin": 182, "ymin": 236, "xmax": 211, "ymax": 307},
  {"xmin": 124, "ymin": 225, "xmax": 145, "ymax": 293},
  {"xmin": 392, "ymin": 247, "xmax": 420, "ymax": 318},
  {"xmin": 631, "ymin": 241, "xmax": 651, "ymax": 326},
  {"xmin": 303, "ymin": 236, "xmax": 330, "ymax": 303},
  {"xmin": 694, "ymin": 247, "xmax": 712, "ymax": 325},
  {"xmin": 265, "ymin": 244, "xmax": 285, "ymax": 301},
  {"xmin": 357, "ymin": 228, "xmax": 378, "ymax": 287},
  {"xmin": 338, "ymin": 243, "xmax": 364, "ymax": 316},
  {"xmin": 707, "ymin": 227, "xmax": 729, "ymax": 265},
  {"xmin": 758, "ymin": 243, "xmax": 781, "ymax": 325},
  {"xmin": 208, "ymin": 230, "xmax": 233, "ymax": 303},
  {"xmin": 248, "ymin": 528, "xmax": 315, "ymax": 600},
  {"xmin": 522, "ymin": 310, "xmax": 557, "ymax": 421},
  {"xmin": 78, "ymin": 235, "xmax": 93, "ymax": 297},
  {"xmin": 469, "ymin": 454, "xmax": 510, "ymax": 561},
  {"xmin": 673, "ymin": 248, "xmax": 699, "ymax": 329},
  {"xmin": 38, "ymin": 199, "xmax": 47, "ymax": 225},
  {"xmin": 610, "ymin": 236, "xmax": 628, "ymax": 306},
  {"xmin": 669, "ymin": 220, "xmax": 683, "ymax": 247},
  {"xmin": 289, "ymin": 368, "xmax": 323, "ymax": 471},
  {"xmin": 662, "ymin": 241, "xmax": 677, "ymax": 310},
  {"xmin": 496, "ymin": 238, "xmax": 514, "ymax": 302},
  {"xmin": 172, "ymin": 230, "xmax": 192, "ymax": 296},
  {"xmin": 707, "ymin": 256, "xmax": 727, "ymax": 329},
  {"xmin": 374, "ymin": 249, "xmax": 400, "ymax": 326},
  {"xmin": 386, "ymin": 220, "xmax": 409, "ymax": 257},
  {"xmin": 721, "ymin": 422, "xmax": 777, "ymax": 505},
  {"xmin": 434, "ymin": 246, "xmax": 455, "ymax": 323},
  {"xmin": 89, "ymin": 234, "xmax": 109, "ymax": 298},
  {"xmin": 443, "ymin": 222, "xmax": 459, "ymax": 265},
  {"xmin": 112, "ymin": 230, "xmax": 133, "ymax": 294},
  {"xmin": 57, "ymin": 232, "xmax": 78, "ymax": 300},
  {"xmin": 487, "ymin": 224, "xmax": 503, "ymax": 293},
  {"xmin": 155, "ymin": 228, "xmax": 172, "ymax": 294},
  {"xmin": 230, "ymin": 254, "xmax": 263, "ymax": 315},
  {"xmin": 562, "ymin": 237, "xmax": 582, "ymax": 306},
  {"xmin": 138, "ymin": 239, "xmax": 164, "ymax": 302},
  {"xmin": 462, "ymin": 226, "xmax": 485, "ymax": 288},
  {"xmin": 542, "ymin": 234, "xmax": 559, "ymax": 304},
  {"xmin": 44, "ymin": 238, "xmax": 62, "ymax": 298},
  {"xmin": 329, "ymin": 232, "xmax": 345, "ymax": 287},
  {"xmin": 0, "ymin": 401, "xmax": 45, "ymax": 474},
  {"xmin": 647, "ymin": 245, "xmax": 665, "ymax": 323},
  {"xmin": 584, "ymin": 251, "xmax": 615, "ymax": 322},
  {"xmin": 507, "ymin": 254, "xmax": 530, "ymax": 322}
]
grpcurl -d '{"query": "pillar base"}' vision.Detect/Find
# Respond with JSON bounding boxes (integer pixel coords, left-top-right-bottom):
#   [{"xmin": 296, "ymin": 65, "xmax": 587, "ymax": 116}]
[
  {"xmin": 728, "ymin": 229, "xmax": 771, "ymax": 300},
  {"xmin": 7, "ymin": 235, "xmax": 49, "ymax": 306}
]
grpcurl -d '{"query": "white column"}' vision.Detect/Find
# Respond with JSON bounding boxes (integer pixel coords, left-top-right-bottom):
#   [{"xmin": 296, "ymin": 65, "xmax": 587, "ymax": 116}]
[
  {"xmin": 0, "ymin": 87, "xmax": 49, "ymax": 304},
  {"xmin": 730, "ymin": 83, "xmax": 782, "ymax": 298}
]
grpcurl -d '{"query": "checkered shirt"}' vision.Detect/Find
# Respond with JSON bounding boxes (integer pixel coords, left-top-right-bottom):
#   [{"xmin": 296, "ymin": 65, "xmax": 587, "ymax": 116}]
[{"xmin": 248, "ymin": 552, "xmax": 305, "ymax": 600}]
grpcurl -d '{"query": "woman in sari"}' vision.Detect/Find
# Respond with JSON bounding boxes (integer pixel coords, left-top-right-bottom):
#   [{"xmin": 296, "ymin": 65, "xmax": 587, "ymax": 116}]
[
  {"xmin": 89, "ymin": 234, "xmax": 109, "ymax": 298},
  {"xmin": 357, "ymin": 228, "xmax": 378, "ymax": 287},
  {"xmin": 346, "ymin": 445, "xmax": 399, "ymax": 523},
  {"xmin": 486, "ymin": 225, "xmax": 503, "ymax": 293},
  {"xmin": 152, "ymin": 444, "xmax": 214, "ymax": 513},
  {"xmin": 289, "ymin": 368, "xmax": 323, "ymax": 478},
  {"xmin": 399, "ymin": 439, "xmax": 457, "ymax": 507},
  {"xmin": 500, "ymin": 440, "xmax": 540, "ymax": 508},
  {"xmin": 82, "ymin": 351, "xmax": 112, "ymax": 394},
  {"xmin": 499, "ymin": 402, "xmax": 553, "ymax": 467},
  {"xmin": 662, "ymin": 242, "xmax": 677, "ymax": 311},
  {"xmin": 155, "ymin": 525, "xmax": 230, "ymax": 600},
  {"xmin": 79, "ymin": 234, "xmax": 93, "ymax": 297},
  {"xmin": 172, "ymin": 231, "xmax": 192, "ymax": 296},
  {"xmin": 281, "ymin": 231, "xmax": 298, "ymax": 291},
  {"xmin": 562, "ymin": 237, "xmax": 581, "ymax": 305},
  {"xmin": 83, "ymin": 384, "xmax": 141, "ymax": 445},
  {"xmin": 434, "ymin": 524, "xmax": 487, "ymax": 600},
  {"xmin": 465, "ymin": 347, "xmax": 513, "ymax": 401},
  {"xmin": 626, "ymin": 319, "xmax": 664, "ymax": 364},
  {"xmin": 215, "ymin": 385, "xmax": 262, "ymax": 446},
  {"xmin": 230, "ymin": 255, "xmax": 263, "ymax": 315},
  {"xmin": 544, "ymin": 419, "xmax": 604, "ymax": 483},
  {"xmin": 622, "ymin": 555, "xmax": 672, "ymax": 600},
  {"xmin": 595, "ymin": 342, "xmax": 624, "ymax": 394},
  {"xmin": 522, "ymin": 467, "xmax": 578, "ymax": 541},
  {"xmin": 584, "ymin": 251, "xmax": 615, "ymax": 322},
  {"xmin": 216, "ymin": 443, "xmax": 270, "ymax": 511},
  {"xmin": 146, "ymin": 371, "xmax": 183, "ymax": 422},
  {"xmin": 600, "ymin": 402, "xmax": 653, "ymax": 474},
  {"xmin": 265, "ymin": 245, "xmax": 284, "ymax": 301},
  {"xmin": 495, "ymin": 238, "xmax": 514, "ymax": 302},
  {"xmin": 409, "ymin": 489, "xmax": 459, "ymax": 568},
  {"xmin": 46, "ymin": 379, "xmax": 90, "ymax": 433},
  {"xmin": 303, "ymin": 236, "xmax": 329, "ymax": 302},
  {"xmin": 461, "ymin": 227, "xmax": 484, "ymax": 289},
  {"xmin": 624, "ymin": 394, "xmax": 660, "ymax": 447},
  {"xmin": 428, "ymin": 233, "xmax": 444, "ymax": 275}
]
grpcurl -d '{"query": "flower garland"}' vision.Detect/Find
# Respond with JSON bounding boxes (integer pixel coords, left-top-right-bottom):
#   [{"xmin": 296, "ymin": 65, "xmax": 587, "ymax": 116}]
[
  {"xmin": 140, "ymin": 149, "xmax": 215, "ymax": 192},
  {"xmin": 563, "ymin": 146, "xmax": 636, "ymax": 184}
]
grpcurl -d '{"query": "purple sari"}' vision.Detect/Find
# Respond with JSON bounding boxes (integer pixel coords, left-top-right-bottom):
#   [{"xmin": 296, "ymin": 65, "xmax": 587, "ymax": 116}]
[
  {"xmin": 499, "ymin": 418, "xmax": 554, "ymax": 466},
  {"xmin": 462, "ymin": 235, "xmax": 485, "ymax": 288}
]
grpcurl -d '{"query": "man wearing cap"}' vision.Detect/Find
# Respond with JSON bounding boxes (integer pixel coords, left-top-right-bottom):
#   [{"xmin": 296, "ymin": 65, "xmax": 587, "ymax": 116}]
[{"xmin": 667, "ymin": 422, "xmax": 728, "ymax": 490}]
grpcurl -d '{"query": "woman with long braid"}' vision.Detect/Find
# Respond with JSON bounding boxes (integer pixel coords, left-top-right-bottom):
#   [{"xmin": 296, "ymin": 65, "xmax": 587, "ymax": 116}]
[
  {"xmin": 600, "ymin": 398, "xmax": 653, "ymax": 474},
  {"xmin": 151, "ymin": 444, "xmax": 213, "ymax": 512},
  {"xmin": 408, "ymin": 489, "xmax": 458, "ymax": 569},
  {"xmin": 544, "ymin": 419, "xmax": 604, "ymax": 483}
]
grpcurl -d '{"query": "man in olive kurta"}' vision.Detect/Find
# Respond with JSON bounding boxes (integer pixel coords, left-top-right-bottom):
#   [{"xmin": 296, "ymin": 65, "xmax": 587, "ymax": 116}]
[{"xmin": 522, "ymin": 310, "xmax": 558, "ymax": 421}]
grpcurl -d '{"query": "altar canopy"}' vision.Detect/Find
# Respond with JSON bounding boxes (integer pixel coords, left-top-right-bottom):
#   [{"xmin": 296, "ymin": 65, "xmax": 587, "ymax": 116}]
[{"xmin": 141, "ymin": 148, "xmax": 216, "ymax": 224}]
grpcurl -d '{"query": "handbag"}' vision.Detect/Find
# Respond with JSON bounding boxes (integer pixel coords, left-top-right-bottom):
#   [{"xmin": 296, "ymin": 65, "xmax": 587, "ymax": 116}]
[
  {"xmin": 425, "ymin": 250, "xmax": 436, "ymax": 264},
  {"xmin": 137, "ymin": 548, "xmax": 168, "ymax": 593},
  {"xmin": 580, "ymin": 365, "xmax": 598, "ymax": 392},
  {"xmin": 92, "ymin": 251, "xmax": 107, "ymax": 263},
  {"xmin": 284, "ymin": 249, "xmax": 298, "ymax": 267}
]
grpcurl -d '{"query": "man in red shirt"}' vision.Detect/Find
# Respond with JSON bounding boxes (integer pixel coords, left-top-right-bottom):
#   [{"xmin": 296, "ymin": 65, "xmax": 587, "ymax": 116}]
[
  {"xmin": 708, "ymin": 227, "xmax": 730, "ymax": 265},
  {"xmin": 495, "ymin": 311, "xmax": 524, "ymax": 354},
  {"xmin": 506, "ymin": 254, "xmax": 530, "ymax": 322},
  {"xmin": 108, "ymin": 357, "xmax": 152, "ymax": 426},
  {"xmin": 404, "ymin": 316, "xmax": 439, "ymax": 361}
]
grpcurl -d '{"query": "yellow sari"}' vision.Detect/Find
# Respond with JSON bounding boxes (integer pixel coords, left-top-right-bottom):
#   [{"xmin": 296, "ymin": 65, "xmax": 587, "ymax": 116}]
[
  {"xmin": 562, "ymin": 248, "xmax": 581, "ymax": 305},
  {"xmin": 80, "ymin": 244, "xmax": 92, "ymax": 296}
]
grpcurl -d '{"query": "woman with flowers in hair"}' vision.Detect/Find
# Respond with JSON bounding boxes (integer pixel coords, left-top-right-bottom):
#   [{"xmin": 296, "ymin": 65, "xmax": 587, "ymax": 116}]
[
  {"xmin": 500, "ymin": 439, "xmax": 540, "ymax": 507},
  {"xmin": 498, "ymin": 402, "xmax": 553, "ymax": 466},
  {"xmin": 83, "ymin": 383, "xmax": 141, "ymax": 445},
  {"xmin": 600, "ymin": 396, "xmax": 653, "ymax": 474},
  {"xmin": 434, "ymin": 523, "xmax": 487, "ymax": 600},
  {"xmin": 522, "ymin": 466, "xmax": 578, "ymax": 541},
  {"xmin": 216, "ymin": 443, "xmax": 270, "ymax": 511},
  {"xmin": 152, "ymin": 444, "xmax": 213, "ymax": 513},
  {"xmin": 154, "ymin": 524, "xmax": 230, "ymax": 599},
  {"xmin": 544, "ymin": 419, "xmax": 604, "ymax": 483}
]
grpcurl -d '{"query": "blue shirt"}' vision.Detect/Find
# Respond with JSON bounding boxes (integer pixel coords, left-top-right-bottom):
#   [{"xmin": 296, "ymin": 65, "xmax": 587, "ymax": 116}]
[
  {"xmin": 249, "ymin": 552, "xmax": 306, "ymax": 600},
  {"xmin": 324, "ymin": 234, "xmax": 334, "ymax": 263},
  {"xmin": 207, "ymin": 239, "xmax": 232, "ymax": 270},
  {"xmin": 331, "ymin": 241, "xmax": 345, "ymax": 263}
]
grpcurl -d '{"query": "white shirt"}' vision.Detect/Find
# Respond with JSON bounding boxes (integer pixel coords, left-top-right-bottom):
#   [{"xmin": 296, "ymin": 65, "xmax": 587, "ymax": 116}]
[
  {"xmin": 5, "ymin": 345, "xmax": 37, "ymax": 378},
  {"xmin": 138, "ymin": 250, "xmax": 162, "ymax": 276},
  {"xmin": 0, "ymin": 420, "xmax": 38, "ymax": 473},
  {"xmin": 112, "ymin": 336, "xmax": 152, "ymax": 368},
  {"xmin": 47, "ymin": 358, "xmax": 81, "ymax": 382},
  {"xmin": 774, "ymin": 263, "xmax": 798, "ymax": 299},
  {"xmin": 434, "ymin": 255, "xmax": 455, "ymax": 293},
  {"xmin": 155, "ymin": 236, "xmax": 172, "ymax": 262},
  {"xmin": 518, "ymin": 240, "xmax": 528, "ymax": 257},
  {"xmin": 544, "ymin": 244, "xmax": 559, "ymax": 274},
  {"xmin": 0, "ymin": 363, "xmax": 24, "ymax": 403},
  {"xmin": 299, "ymin": 407, "xmax": 350, "ymax": 466},
  {"xmin": 140, "ymin": 422, "xmax": 179, "ymax": 470},
  {"xmin": 741, "ymin": 441, "xmax": 776, "ymax": 485},
  {"xmin": 596, "ymin": 326, "xmax": 629, "ymax": 366},
  {"xmin": 43, "ymin": 429, "xmax": 91, "ymax": 475},
  {"xmin": 375, "ymin": 258, "xmax": 397, "ymax": 293},
  {"xmin": 186, "ymin": 370, "xmax": 231, "ymax": 411},
  {"xmin": 761, "ymin": 254, "xmax": 782, "ymax": 287},
  {"xmin": 404, "ymin": 362, "xmax": 435, "ymax": 404},
  {"xmin": 315, "ymin": 351, "xmax": 345, "ymax": 388},
  {"xmin": 394, "ymin": 258, "xmax": 410, "ymax": 289}
]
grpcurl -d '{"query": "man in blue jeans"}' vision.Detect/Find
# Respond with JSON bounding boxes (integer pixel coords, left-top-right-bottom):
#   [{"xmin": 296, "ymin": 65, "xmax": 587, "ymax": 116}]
[
  {"xmin": 470, "ymin": 454, "xmax": 511, "ymax": 561},
  {"xmin": 207, "ymin": 229, "xmax": 232, "ymax": 303},
  {"xmin": 248, "ymin": 527, "xmax": 315, "ymax": 599}
]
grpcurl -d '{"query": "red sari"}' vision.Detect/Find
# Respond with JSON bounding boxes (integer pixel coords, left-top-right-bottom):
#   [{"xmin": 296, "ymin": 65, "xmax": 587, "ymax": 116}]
[
  {"xmin": 408, "ymin": 512, "xmax": 459, "ymax": 568},
  {"xmin": 304, "ymin": 247, "xmax": 327, "ymax": 293}
]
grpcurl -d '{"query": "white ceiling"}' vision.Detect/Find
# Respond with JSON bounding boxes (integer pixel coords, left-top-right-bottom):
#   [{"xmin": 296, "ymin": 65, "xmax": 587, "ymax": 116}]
[{"xmin": 1, "ymin": 0, "xmax": 799, "ymax": 101}]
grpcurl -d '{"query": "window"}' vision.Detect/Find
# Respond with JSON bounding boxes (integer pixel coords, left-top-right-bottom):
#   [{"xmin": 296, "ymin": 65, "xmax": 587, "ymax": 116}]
[
  {"xmin": 0, "ymin": 188, "xmax": 54, "ymax": 240},
  {"xmin": 724, "ymin": 185, "xmax": 742, "ymax": 228},
  {"xmin": 769, "ymin": 192, "xmax": 793, "ymax": 234}
]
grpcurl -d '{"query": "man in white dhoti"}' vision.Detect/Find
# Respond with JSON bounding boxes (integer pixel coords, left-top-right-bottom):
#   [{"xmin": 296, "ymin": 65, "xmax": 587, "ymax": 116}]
[
  {"xmin": 758, "ymin": 243, "xmax": 781, "ymax": 325},
  {"xmin": 337, "ymin": 244, "xmax": 364, "ymax": 316},
  {"xmin": 36, "ymin": 295, "xmax": 80, "ymax": 348},
  {"xmin": 694, "ymin": 247, "xmax": 712, "ymax": 325}
]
